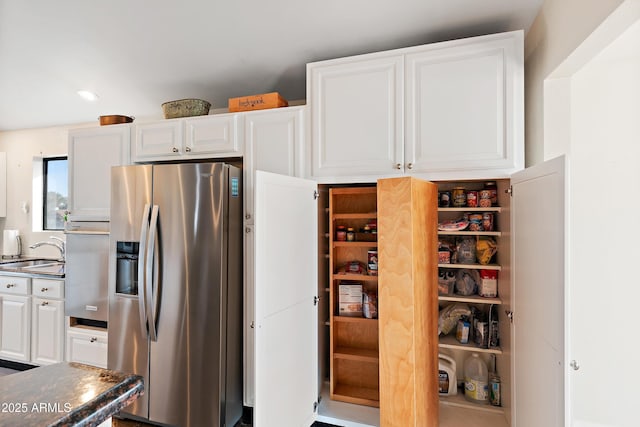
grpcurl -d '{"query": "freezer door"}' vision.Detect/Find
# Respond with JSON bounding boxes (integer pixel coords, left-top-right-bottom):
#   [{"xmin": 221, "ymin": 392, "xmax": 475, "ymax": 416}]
[
  {"xmin": 148, "ymin": 163, "xmax": 242, "ymax": 427},
  {"xmin": 108, "ymin": 164, "xmax": 152, "ymax": 419}
]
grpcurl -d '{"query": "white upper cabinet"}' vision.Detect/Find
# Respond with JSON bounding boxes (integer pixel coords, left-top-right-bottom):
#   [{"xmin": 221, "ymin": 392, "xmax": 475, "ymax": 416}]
[
  {"xmin": 307, "ymin": 55, "xmax": 404, "ymax": 181},
  {"xmin": 307, "ymin": 30, "xmax": 524, "ymax": 183},
  {"xmin": 243, "ymin": 106, "xmax": 306, "ymax": 223},
  {"xmin": 68, "ymin": 124, "xmax": 131, "ymax": 221},
  {"xmin": 133, "ymin": 113, "xmax": 242, "ymax": 162}
]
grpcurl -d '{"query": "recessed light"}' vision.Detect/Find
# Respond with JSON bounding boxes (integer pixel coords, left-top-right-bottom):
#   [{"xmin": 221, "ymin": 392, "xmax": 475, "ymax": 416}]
[{"xmin": 77, "ymin": 90, "xmax": 99, "ymax": 101}]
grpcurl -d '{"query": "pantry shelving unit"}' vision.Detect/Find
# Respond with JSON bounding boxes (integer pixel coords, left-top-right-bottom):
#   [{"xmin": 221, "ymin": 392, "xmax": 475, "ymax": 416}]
[
  {"xmin": 435, "ymin": 181, "xmax": 511, "ymax": 417},
  {"xmin": 328, "ymin": 186, "xmax": 379, "ymax": 407}
]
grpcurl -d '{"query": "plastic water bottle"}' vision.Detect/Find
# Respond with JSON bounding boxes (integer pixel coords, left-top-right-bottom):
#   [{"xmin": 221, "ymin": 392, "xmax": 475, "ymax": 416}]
[{"xmin": 464, "ymin": 353, "xmax": 489, "ymax": 404}]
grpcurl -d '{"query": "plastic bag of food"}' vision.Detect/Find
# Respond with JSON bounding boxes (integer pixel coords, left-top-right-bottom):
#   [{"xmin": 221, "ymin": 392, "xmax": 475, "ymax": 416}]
[
  {"xmin": 438, "ymin": 303, "xmax": 471, "ymax": 335},
  {"xmin": 476, "ymin": 237, "xmax": 497, "ymax": 265},
  {"xmin": 455, "ymin": 269, "xmax": 480, "ymax": 295},
  {"xmin": 363, "ymin": 290, "xmax": 378, "ymax": 319},
  {"xmin": 456, "ymin": 236, "xmax": 476, "ymax": 264}
]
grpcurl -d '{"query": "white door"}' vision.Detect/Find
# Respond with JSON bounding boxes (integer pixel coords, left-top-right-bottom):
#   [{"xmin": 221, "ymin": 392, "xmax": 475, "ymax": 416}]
[
  {"xmin": 253, "ymin": 171, "xmax": 318, "ymax": 427},
  {"xmin": 511, "ymin": 156, "xmax": 565, "ymax": 427},
  {"xmin": 31, "ymin": 298, "xmax": 64, "ymax": 365},
  {"xmin": 0, "ymin": 295, "xmax": 31, "ymax": 362}
]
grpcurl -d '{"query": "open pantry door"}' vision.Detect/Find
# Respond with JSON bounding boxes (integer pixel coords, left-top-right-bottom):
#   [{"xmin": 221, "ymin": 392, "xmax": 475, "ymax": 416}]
[
  {"xmin": 510, "ymin": 155, "xmax": 565, "ymax": 427},
  {"xmin": 253, "ymin": 171, "xmax": 318, "ymax": 427}
]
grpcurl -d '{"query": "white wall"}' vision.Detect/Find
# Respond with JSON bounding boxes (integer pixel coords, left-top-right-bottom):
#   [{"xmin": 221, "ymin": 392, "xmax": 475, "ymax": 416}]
[
  {"xmin": 0, "ymin": 123, "xmax": 89, "ymax": 258},
  {"xmin": 524, "ymin": 0, "xmax": 624, "ymax": 166}
]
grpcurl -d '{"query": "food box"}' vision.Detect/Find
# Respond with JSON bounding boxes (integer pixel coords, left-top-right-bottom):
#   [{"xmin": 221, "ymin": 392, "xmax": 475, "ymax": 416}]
[
  {"xmin": 338, "ymin": 281, "xmax": 363, "ymax": 317},
  {"xmin": 228, "ymin": 92, "xmax": 288, "ymax": 112}
]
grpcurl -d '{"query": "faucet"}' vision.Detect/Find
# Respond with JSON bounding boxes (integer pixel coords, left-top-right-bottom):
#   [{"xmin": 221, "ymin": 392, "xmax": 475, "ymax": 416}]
[{"xmin": 30, "ymin": 236, "xmax": 65, "ymax": 261}]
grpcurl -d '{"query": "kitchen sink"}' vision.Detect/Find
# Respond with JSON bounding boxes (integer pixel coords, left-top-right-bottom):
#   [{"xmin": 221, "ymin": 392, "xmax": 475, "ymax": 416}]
[
  {"xmin": 0, "ymin": 259, "xmax": 65, "ymax": 276},
  {"xmin": 0, "ymin": 259, "xmax": 59, "ymax": 268}
]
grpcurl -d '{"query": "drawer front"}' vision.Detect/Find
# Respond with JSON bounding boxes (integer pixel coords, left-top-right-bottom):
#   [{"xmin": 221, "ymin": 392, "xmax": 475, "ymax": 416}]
[
  {"xmin": 32, "ymin": 278, "xmax": 64, "ymax": 299},
  {"xmin": 66, "ymin": 330, "xmax": 108, "ymax": 369},
  {"xmin": 0, "ymin": 276, "xmax": 30, "ymax": 295}
]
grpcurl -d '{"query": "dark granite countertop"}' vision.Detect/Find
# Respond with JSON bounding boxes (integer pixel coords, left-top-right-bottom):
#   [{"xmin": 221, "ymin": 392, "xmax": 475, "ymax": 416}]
[{"xmin": 0, "ymin": 362, "xmax": 143, "ymax": 427}]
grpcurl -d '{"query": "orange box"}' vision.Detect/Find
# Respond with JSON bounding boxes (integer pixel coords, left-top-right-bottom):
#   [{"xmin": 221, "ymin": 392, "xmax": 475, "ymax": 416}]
[{"xmin": 228, "ymin": 92, "xmax": 288, "ymax": 112}]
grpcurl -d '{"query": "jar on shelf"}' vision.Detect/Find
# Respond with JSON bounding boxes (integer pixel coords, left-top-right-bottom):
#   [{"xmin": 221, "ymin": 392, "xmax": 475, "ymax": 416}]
[
  {"xmin": 336, "ymin": 225, "xmax": 347, "ymax": 241},
  {"xmin": 452, "ymin": 187, "xmax": 466, "ymax": 207},
  {"xmin": 346, "ymin": 227, "xmax": 355, "ymax": 241}
]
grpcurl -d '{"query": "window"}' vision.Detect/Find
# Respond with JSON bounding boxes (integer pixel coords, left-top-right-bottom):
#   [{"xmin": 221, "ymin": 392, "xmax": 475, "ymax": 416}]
[{"xmin": 43, "ymin": 156, "xmax": 68, "ymax": 230}]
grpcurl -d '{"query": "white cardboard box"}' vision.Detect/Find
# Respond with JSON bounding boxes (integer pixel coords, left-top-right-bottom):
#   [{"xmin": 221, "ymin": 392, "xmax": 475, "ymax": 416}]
[{"xmin": 339, "ymin": 282, "xmax": 363, "ymax": 317}]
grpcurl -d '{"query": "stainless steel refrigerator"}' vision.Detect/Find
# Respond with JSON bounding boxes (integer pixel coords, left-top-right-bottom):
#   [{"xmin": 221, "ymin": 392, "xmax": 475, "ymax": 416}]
[{"xmin": 108, "ymin": 162, "xmax": 242, "ymax": 427}]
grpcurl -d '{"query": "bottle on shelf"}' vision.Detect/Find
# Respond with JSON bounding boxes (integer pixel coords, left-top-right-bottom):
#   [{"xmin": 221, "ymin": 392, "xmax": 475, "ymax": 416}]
[{"xmin": 464, "ymin": 353, "xmax": 489, "ymax": 405}]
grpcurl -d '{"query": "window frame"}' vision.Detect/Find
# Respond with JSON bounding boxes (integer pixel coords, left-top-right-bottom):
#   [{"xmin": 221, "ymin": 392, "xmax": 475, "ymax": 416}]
[{"xmin": 42, "ymin": 156, "xmax": 68, "ymax": 231}]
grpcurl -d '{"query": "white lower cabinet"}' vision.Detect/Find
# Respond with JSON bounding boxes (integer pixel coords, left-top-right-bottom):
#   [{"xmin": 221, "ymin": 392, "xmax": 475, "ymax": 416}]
[
  {"xmin": 0, "ymin": 276, "xmax": 66, "ymax": 365},
  {"xmin": 66, "ymin": 325, "xmax": 108, "ymax": 369},
  {"xmin": 31, "ymin": 298, "xmax": 64, "ymax": 365},
  {"xmin": 0, "ymin": 294, "xmax": 31, "ymax": 362}
]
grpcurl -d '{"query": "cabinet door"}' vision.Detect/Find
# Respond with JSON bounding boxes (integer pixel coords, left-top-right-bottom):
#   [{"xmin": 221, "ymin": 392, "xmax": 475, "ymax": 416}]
[
  {"xmin": 405, "ymin": 31, "xmax": 524, "ymax": 179},
  {"xmin": 253, "ymin": 171, "xmax": 317, "ymax": 427},
  {"xmin": 184, "ymin": 113, "xmax": 243, "ymax": 157},
  {"xmin": 0, "ymin": 152, "xmax": 6, "ymax": 217},
  {"xmin": 0, "ymin": 295, "xmax": 30, "ymax": 362},
  {"xmin": 68, "ymin": 125, "xmax": 131, "ymax": 221},
  {"xmin": 244, "ymin": 106, "xmax": 305, "ymax": 223},
  {"xmin": 511, "ymin": 156, "xmax": 565, "ymax": 427},
  {"xmin": 308, "ymin": 54, "xmax": 404, "ymax": 181},
  {"xmin": 133, "ymin": 120, "xmax": 183, "ymax": 161},
  {"xmin": 31, "ymin": 298, "xmax": 64, "ymax": 365},
  {"xmin": 66, "ymin": 329, "xmax": 108, "ymax": 368}
]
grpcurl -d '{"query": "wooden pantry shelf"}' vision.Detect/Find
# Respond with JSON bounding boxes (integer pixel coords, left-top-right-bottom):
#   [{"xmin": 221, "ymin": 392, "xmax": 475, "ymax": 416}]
[
  {"xmin": 332, "ymin": 273, "xmax": 378, "ymax": 282},
  {"xmin": 332, "ymin": 213, "xmax": 377, "ymax": 220},
  {"xmin": 333, "ymin": 241, "xmax": 378, "ymax": 248},
  {"xmin": 438, "ymin": 263, "xmax": 501, "ymax": 271},
  {"xmin": 438, "ymin": 335, "xmax": 502, "ymax": 355},
  {"xmin": 438, "ymin": 294, "xmax": 502, "ymax": 305},
  {"xmin": 438, "ymin": 207, "xmax": 502, "ymax": 213},
  {"xmin": 331, "ymin": 383, "xmax": 380, "ymax": 407},
  {"xmin": 438, "ymin": 230, "xmax": 501, "ymax": 237},
  {"xmin": 333, "ymin": 346, "xmax": 379, "ymax": 363}
]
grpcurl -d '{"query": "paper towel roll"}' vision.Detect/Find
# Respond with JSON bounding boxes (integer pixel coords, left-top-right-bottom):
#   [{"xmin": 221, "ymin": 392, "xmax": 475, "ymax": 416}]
[{"xmin": 3, "ymin": 230, "xmax": 21, "ymax": 257}]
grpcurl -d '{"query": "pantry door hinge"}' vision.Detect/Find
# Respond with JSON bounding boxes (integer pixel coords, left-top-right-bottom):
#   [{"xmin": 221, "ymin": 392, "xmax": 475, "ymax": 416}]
[
  {"xmin": 505, "ymin": 310, "xmax": 514, "ymax": 324},
  {"xmin": 313, "ymin": 296, "xmax": 320, "ymax": 306},
  {"xmin": 313, "ymin": 190, "xmax": 320, "ymax": 200},
  {"xmin": 506, "ymin": 185, "xmax": 513, "ymax": 197}
]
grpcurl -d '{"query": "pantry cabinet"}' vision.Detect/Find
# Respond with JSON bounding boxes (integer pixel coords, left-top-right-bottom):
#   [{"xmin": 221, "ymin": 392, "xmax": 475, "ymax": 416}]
[
  {"xmin": 133, "ymin": 113, "xmax": 242, "ymax": 162},
  {"xmin": 241, "ymin": 106, "xmax": 307, "ymax": 407},
  {"xmin": 328, "ymin": 187, "xmax": 380, "ymax": 407},
  {"xmin": 307, "ymin": 30, "xmax": 523, "ymax": 183},
  {"xmin": 68, "ymin": 125, "xmax": 131, "ymax": 221}
]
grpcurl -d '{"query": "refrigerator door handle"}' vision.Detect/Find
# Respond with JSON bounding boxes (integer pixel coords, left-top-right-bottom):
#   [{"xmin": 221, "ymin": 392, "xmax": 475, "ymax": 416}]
[
  {"xmin": 146, "ymin": 204, "xmax": 160, "ymax": 342},
  {"xmin": 137, "ymin": 203, "xmax": 151, "ymax": 338}
]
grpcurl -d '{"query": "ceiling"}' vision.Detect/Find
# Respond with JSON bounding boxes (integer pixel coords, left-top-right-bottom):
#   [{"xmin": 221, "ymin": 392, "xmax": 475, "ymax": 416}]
[{"xmin": 0, "ymin": 0, "xmax": 543, "ymax": 131}]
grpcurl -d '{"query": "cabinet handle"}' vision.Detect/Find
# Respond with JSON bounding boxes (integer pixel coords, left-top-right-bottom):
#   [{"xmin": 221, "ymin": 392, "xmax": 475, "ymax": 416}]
[
  {"xmin": 90, "ymin": 337, "xmax": 98, "ymax": 343},
  {"xmin": 185, "ymin": 146, "xmax": 192, "ymax": 152},
  {"xmin": 6, "ymin": 283, "xmax": 14, "ymax": 288},
  {"xmin": 41, "ymin": 287, "xmax": 48, "ymax": 292},
  {"xmin": 172, "ymin": 147, "xmax": 179, "ymax": 153},
  {"xmin": 41, "ymin": 301, "xmax": 49, "ymax": 306},
  {"xmin": 395, "ymin": 163, "xmax": 402, "ymax": 170},
  {"xmin": 406, "ymin": 163, "xmax": 413, "ymax": 170}
]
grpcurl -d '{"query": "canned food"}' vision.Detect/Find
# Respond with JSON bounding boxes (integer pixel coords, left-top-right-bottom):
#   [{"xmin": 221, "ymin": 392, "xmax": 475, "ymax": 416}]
[
  {"xmin": 479, "ymin": 189, "xmax": 492, "ymax": 207},
  {"xmin": 468, "ymin": 213, "xmax": 483, "ymax": 231},
  {"xmin": 466, "ymin": 190, "xmax": 478, "ymax": 207},
  {"xmin": 452, "ymin": 187, "xmax": 466, "ymax": 207},
  {"xmin": 336, "ymin": 225, "xmax": 347, "ymax": 241},
  {"xmin": 439, "ymin": 191, "xmax": 451, "ymax": 207},
  {"xmin": 484, "ymin": 182, "xmax": 498, "ymax": 206},
  {"xmin": 482, "ymin": 212, "xmax": 494, "ymax": 231}
]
